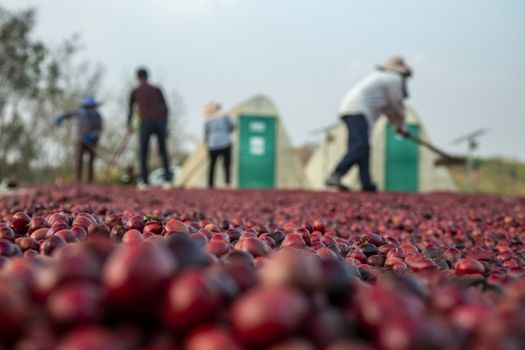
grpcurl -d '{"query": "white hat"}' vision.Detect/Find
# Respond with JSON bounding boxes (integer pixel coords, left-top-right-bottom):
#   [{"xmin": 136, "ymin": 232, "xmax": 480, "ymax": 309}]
[
  {"xmin": 203, "ymin": 101, "xmax": 220, "ymax": 117},
  {"xmin": 377, "ymin": 55, "xmax": 412, "ymax": 77}
]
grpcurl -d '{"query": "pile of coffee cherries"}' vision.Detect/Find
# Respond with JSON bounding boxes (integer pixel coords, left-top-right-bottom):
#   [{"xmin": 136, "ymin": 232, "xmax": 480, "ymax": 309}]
[{"xmin": 0, "ymin": 185, "xmax": 524, "ymax": 349}]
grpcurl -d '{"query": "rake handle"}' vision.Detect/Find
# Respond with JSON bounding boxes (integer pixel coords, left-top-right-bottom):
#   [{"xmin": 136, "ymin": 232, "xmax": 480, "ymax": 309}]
[
  {"xmin": 101, "ymin": 132, "xmax": 132, "ymax": 181},
  {"xmin": 404, "ymin": 132, "xmax": 454, "ymax": 159}
]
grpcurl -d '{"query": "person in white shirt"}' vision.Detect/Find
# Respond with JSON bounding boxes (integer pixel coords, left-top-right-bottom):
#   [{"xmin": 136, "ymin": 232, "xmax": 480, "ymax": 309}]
[
  {"xmin": 204, "ymin": 102, "xmax": 235, "ymax": 188},
  {"xmin": 325, "ymin": 55, "xmax": 412, "ymax": 191}
]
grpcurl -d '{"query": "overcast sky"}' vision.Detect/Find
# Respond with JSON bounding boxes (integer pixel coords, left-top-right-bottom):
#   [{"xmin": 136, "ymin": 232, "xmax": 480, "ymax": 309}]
[{"xmin": 3, "ymin": 0, "xmax": 525, "ymax": 160}]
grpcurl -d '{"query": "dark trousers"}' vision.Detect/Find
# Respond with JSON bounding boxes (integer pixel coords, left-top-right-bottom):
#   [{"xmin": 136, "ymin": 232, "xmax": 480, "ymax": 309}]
[
  {"xmin": 208, "ymin": 145, "xmax": 232, "ymax": 188},
  {"xmin": 76, "ymin": 141, "xmax": 97, "ymax": 183},
  {"xmin": 139, "ymin": 118, "xmax": 171, "ymax": 184},
  {"xmin": 334, "ymin": 114, "xmax": 375, "ymax": 190}
]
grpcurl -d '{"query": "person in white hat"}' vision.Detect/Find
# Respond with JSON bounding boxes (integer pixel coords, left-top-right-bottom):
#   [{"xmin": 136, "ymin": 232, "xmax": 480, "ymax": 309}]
[
  {"xmin": 203, "ymin": 102, "xmax": 235, "ymax": 188},
  {"xmin": 325, "ymin": 55, "xmax": 412, "ymax": 191}
]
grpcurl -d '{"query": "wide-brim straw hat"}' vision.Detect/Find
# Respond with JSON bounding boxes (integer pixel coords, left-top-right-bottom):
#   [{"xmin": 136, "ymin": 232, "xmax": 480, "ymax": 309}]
[
  {"xmin": 203, "ymin": 101, "xmax": 220, "ymax": 117},
  {"xmin": 377, "ymin": 55, "xmax": 412, "ymax": 77}
]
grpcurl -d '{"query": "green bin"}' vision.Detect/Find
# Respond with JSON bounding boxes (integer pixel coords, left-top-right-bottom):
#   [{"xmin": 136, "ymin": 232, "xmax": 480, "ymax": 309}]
[
  {"xmin": 384, "ymin": 122, "xmax": 420, "ymax": 192},
  {"xmin": 237, "ymin": 115, "xmax": 276, "ymax": 188}
]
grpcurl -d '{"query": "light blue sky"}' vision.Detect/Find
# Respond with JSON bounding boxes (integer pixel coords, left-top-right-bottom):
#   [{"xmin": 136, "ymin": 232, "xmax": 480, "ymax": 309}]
[{"xmin": 3, "ymin": 0, "xmax": 525, "ymax": 160}]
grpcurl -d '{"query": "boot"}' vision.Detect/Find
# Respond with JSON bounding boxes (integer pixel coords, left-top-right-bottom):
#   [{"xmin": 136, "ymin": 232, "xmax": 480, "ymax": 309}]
[
  {"xmin": 325, "ymin": 172, "xmax": 349, "ymax": 191},
  {"xmin": 362, "ymin": 184, "xmax": 377, "ymax": 193}
]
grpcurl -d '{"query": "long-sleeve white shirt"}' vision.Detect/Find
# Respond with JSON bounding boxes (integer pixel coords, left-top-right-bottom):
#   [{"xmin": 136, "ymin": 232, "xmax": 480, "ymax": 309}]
[{"xmin": 338, "ymin": 70, "xmax": 406, "ymax": 131}]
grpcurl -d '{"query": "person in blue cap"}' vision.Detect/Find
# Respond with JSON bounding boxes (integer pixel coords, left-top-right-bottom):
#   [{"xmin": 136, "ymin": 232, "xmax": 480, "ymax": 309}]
[{"xmin": 54, "ymin": 96, "xmax": 103, "ymax": 183}]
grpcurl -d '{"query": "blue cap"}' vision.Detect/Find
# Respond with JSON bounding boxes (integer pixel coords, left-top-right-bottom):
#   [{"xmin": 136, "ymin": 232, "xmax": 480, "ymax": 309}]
[{"xmin": 82, "ymin": 96, "xmax": 100, "ymax": 107}]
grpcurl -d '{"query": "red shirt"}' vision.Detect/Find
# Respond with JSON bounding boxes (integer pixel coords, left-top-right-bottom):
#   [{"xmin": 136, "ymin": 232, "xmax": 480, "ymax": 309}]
[{"xmin": 129, "ymin": 82, "xmax": 168, "ymax": 121}]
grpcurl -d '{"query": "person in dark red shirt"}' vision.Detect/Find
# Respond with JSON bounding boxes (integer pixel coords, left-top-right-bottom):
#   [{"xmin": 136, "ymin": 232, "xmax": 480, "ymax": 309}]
[{"xmin": 128, "ymin": 67, "xmax": 172, "ymax": 189}]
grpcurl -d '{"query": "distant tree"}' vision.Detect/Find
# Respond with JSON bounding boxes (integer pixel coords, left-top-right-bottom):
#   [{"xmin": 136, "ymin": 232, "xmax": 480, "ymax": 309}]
[
  {"xmin": 0, "ymin": 6, "xmax": 103, "ymax": 183},
  {"xmin": 168, "ymin": 90, "xmax": 190, "ymax": 165},
  {"xmin": 0, "ymin": 7, "xmax": 58, "ymax": 181}
]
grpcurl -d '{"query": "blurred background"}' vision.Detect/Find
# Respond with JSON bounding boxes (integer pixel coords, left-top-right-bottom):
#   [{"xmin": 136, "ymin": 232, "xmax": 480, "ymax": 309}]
[{"xmin": 0, "ymin": 0, "xmax": 524, "ymax": 194}]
